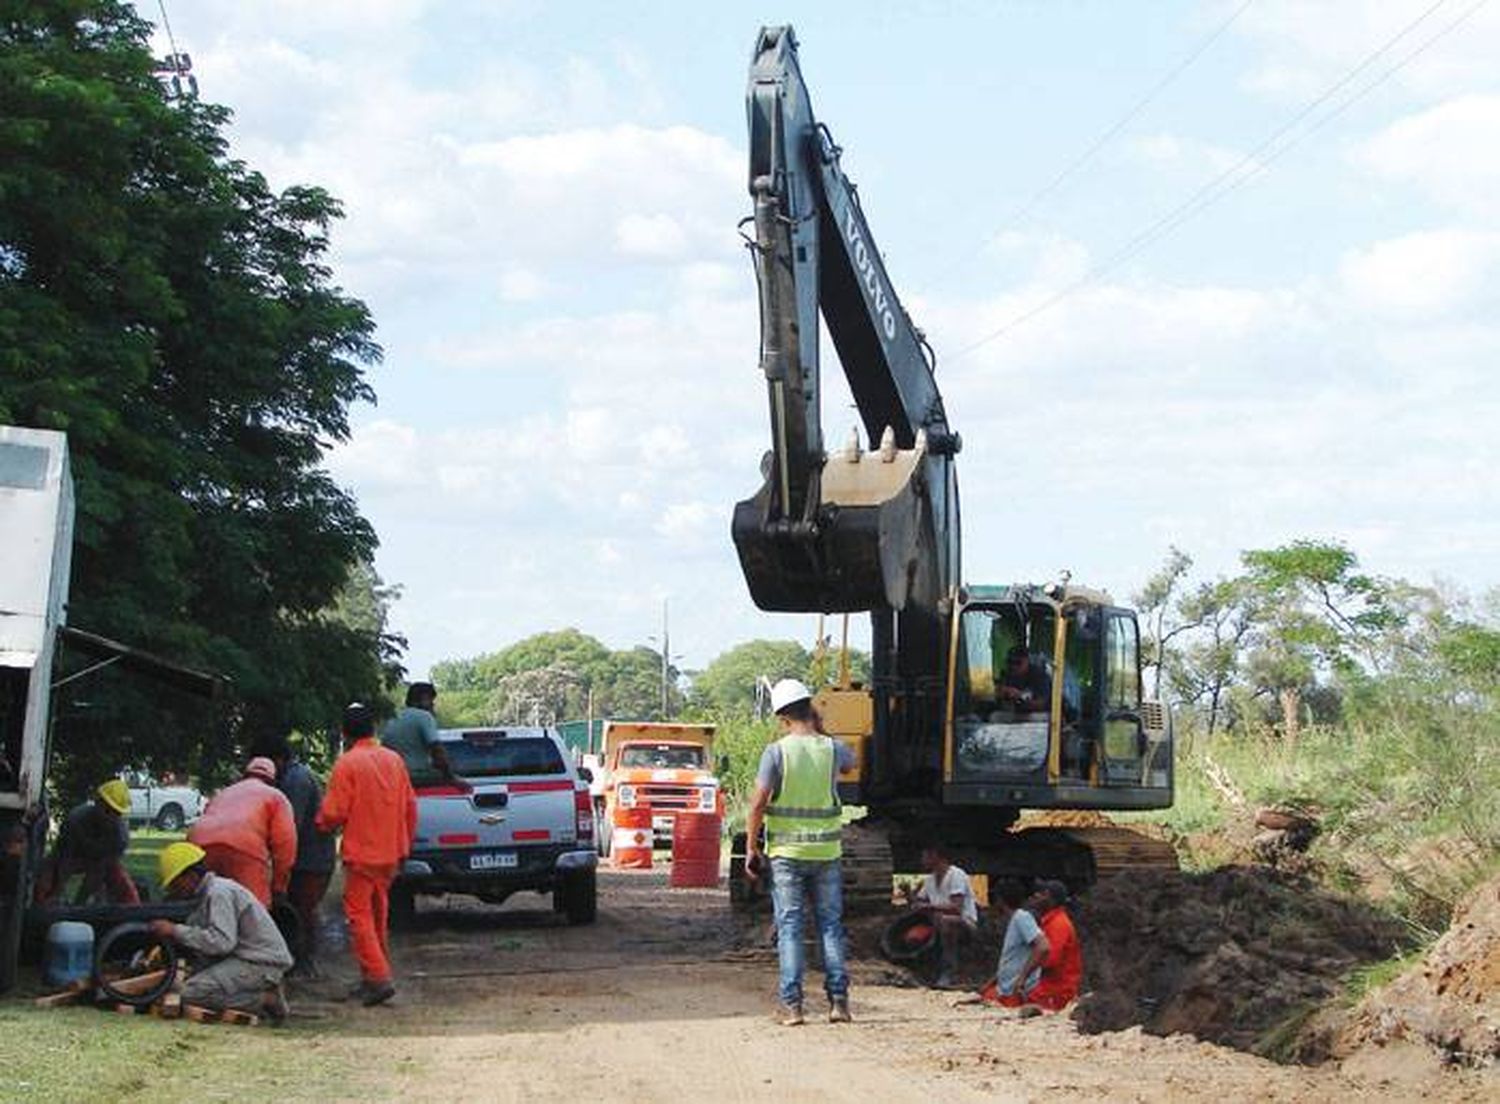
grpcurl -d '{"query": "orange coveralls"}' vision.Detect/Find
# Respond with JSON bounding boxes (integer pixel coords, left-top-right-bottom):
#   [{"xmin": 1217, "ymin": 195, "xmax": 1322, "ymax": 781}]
[
  {"xmin": 1030, "ymin": 905, "xmax": 1083, "ymax": 1011},
  {"xmin": 315, "ymin": 737, "xmax": 417, "ymax": 985},
  {"xmin": 187, "ymin": 777, "xmax": 297, "ymax": 905}
]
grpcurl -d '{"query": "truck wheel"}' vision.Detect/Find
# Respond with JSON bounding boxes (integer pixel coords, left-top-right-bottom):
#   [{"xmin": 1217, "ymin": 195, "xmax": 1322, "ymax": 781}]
[
  {"xmin": 559, "ymin": 869, "xmax": 597, "ymax": 925},
  {"xmin": 388, "ymin": 882, "xmax": 416, "ymax": 932},
  {"xmin": 154, "ymin": 804, "xmax": 184, "ymax": 832}
]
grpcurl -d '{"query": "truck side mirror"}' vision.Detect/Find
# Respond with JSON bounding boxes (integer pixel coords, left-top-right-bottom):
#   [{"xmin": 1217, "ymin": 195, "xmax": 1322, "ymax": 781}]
[
  {"xmin": 717, "ymin": 755, "xmax": 729, "ymax": 775},
  {"xmin": 576, "ymin": 766, "xmax": 593, "ymax": 783}
]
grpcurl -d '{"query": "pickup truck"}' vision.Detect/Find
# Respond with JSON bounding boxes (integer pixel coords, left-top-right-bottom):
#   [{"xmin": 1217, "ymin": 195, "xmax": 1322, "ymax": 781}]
[
  {"xmin": 394, "ymin": 726, "xmax": 597, "ymax": 927},
  {"xmin": 121, "ymin": 770, "xmax": 204, "ymax": 831},
  {"xmin": 597, "ymin": 722, "xmax": 722, "ymax": 857}
]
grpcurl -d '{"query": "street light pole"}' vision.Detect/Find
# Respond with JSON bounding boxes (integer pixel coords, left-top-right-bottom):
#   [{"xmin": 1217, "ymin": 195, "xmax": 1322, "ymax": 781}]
[{"xmin": 660, "ymin": 597, "xmax": 670, "ymax": 718}]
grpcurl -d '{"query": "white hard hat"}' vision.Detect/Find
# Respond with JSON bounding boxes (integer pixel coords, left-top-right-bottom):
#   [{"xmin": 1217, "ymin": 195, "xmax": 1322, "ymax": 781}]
[{"xmin": 770, "ymin": 678, "xmax": 813, "ymax": 714}]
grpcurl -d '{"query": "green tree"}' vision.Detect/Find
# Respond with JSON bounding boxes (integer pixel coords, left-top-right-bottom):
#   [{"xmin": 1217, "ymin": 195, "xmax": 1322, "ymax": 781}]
[
  {"xmin": 1133, "ymin": 546, "xmax": 1195, "ymax": 700},
  {"xmin": 688, "ymin": 640, "xmax": 811, "ymax": 715},
  {"xmin": 1239, "ymin": 540, "xmax": 1398, "ymax": 743},
  {"xmin": 0, "ymin": 3, "xmax": 387, "ymax": 789}
]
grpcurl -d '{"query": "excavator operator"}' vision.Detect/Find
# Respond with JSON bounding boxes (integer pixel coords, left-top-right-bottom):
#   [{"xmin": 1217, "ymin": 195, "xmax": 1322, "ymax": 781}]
[{"xmin": 998, "ymin": 646, "xmax": 1051, "ymax": 714}]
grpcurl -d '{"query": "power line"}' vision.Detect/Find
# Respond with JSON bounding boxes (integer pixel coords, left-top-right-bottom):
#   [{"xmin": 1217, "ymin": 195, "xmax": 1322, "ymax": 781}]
[
  {"xmin": 919, "ymin": 0, "xmax": 1256, "ymax": 295},
  {"xmin": 949, "ymin": 0, "xmax": 1484, "ymax": 362}
]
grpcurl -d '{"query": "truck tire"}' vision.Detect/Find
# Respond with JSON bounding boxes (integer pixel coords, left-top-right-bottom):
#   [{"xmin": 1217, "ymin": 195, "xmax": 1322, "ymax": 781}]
[
  {"xmin": 154, "ymin": 804, "xmax": 184, "ymax": 832},
  {"xmin": 559, "ymin": 869, "xmax": 597, "ymax": 925}
]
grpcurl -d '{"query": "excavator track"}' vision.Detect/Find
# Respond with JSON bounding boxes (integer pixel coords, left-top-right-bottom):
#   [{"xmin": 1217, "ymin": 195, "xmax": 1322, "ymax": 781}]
[
  {"xmin": 840, "ymin": 820, "xmax": 896, "ymax": 915},
  {"xmin": 1058, "ymin": 826, "xmax": 1180, "ymax": 882}
]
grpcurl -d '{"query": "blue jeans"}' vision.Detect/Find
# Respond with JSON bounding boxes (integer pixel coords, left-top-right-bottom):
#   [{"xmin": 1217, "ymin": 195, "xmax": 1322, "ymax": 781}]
[{"xmin": 769, "ymin": 856, "xmax": 848, "ymax": 1005}]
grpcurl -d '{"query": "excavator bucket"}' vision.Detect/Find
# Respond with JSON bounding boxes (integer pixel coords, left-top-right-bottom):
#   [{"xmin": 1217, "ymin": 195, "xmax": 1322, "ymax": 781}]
[{"xmin": 732, "ymin": 435, "xmax": 938, "ymax": 613}]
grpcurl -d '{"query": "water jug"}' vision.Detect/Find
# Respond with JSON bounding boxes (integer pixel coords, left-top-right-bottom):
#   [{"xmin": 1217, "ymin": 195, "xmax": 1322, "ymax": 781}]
[{"xmin": 44, "ymin": 920, "xmax": 94, "ymax": 988}]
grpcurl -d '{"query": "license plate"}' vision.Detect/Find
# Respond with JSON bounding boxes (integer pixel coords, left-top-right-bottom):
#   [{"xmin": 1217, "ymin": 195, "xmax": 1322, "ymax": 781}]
[{"xmin": 469, "ymin": 851, "xmax": 518, "ymax": 870}]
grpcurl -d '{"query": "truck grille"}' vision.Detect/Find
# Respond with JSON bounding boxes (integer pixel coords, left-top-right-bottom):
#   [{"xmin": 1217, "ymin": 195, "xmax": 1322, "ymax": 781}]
[{"xmin": 640, "ymin": 785, "xmax": 698, "ymax": 811}]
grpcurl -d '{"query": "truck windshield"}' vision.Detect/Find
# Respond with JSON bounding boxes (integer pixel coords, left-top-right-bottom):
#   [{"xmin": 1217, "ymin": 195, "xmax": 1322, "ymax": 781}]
[
  {"xmin": 446, "ymin": 736, "xmax": 566, "ymax": 778},
  {"xmin": 619, "ymin": 745, "xmax": 704, "ymax": 770}
]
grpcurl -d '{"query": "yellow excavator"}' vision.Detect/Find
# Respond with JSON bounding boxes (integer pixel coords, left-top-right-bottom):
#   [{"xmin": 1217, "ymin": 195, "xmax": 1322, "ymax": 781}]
[{"xmin": 729, "ymin": 27, "xmax": 1176, "ymax": 906}]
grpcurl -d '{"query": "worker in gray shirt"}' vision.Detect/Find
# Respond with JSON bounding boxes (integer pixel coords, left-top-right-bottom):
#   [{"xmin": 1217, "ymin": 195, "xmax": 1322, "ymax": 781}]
[
  {"xmin": 382, "ymin": 682, "xmax": 455, "ymax": 787},
  {"xmin": 150, "ymin": 841, "xmax": 293, "ymax": 1021},
  {"xmin": 254, "ymin": 733, "xmax": 337, "ymax": 976}
]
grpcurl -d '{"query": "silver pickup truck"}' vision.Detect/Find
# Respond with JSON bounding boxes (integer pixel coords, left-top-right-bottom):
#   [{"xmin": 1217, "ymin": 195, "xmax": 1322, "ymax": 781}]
[{"xmin": 393, "ymin": 727, "xmax": 598, "ymax": 927}]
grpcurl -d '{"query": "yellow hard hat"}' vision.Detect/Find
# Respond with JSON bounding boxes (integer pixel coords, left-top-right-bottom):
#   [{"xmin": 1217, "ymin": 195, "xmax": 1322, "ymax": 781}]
[
  {"xmin": 158, "ymin": 841, "xmax": 207, "ymax": 889},
  {"xmin": 97, "ymin": 779, "xmax": 130, "ymax": 815}
]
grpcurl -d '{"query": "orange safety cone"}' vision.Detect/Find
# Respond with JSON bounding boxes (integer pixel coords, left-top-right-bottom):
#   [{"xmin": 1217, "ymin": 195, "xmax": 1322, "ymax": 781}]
[{"xmin": 612, "ymin": 808, "xmax": 654, "ymax": 869}]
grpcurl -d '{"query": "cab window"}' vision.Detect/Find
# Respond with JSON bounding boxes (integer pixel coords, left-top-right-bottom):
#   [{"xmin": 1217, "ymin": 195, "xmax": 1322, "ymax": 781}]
[{"xmin": 1104, "ymin": 614, "xmax": 1140, "ymax": 709}]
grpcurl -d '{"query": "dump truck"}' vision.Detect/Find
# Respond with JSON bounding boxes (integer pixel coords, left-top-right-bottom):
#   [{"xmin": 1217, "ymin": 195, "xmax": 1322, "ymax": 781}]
[
  {"xmin": 729, "ymin": 27, "xmax": 1176, "ymax": 905},
  {"xmin": 596, "ymin": 722, "xmax": 723, "ymax": 856}
]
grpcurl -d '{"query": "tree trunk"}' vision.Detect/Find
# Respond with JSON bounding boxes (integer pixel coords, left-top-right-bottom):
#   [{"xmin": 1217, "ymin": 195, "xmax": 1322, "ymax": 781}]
[{"xmin": 1279, "ymin": 687, "xmax": 1301, "ymax": 749}]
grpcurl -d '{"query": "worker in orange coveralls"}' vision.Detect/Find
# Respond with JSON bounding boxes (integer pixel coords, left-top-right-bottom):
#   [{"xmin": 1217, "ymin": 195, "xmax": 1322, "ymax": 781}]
[
  {"xmin": 315, "ymin": 701, "xmax": 417, "ymax": 1007},
  {"xmin": 188, "ymin": 757, "xmax": 297, "ymax": 906},
  {"xmin": 1027, "ymin": 879, "xmax": 1083, "ymax": 1011}
]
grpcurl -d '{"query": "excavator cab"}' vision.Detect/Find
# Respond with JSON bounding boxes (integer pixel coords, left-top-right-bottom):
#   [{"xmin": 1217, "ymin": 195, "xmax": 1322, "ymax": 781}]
[{"xmin": 944, "ymin": 584, "xmax": 1172, "ymax": 810}]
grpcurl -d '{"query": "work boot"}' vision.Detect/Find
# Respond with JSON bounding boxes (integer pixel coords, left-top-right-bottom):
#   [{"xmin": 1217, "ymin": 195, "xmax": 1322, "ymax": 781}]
[
  {"xmin": 361, "ymin": 980, "xmax": 396, "ymax": 1007},
  {"xmin": 262, "ymin": 983, "xmax": 290, "ymax": 1025},
  {"xmin": 774, "ymin": 1001, "xmax": 804, "ymax": 1026},
  {"xmin": 828, "ymin": 996, "xmax": 852, "ymax": 1023}
]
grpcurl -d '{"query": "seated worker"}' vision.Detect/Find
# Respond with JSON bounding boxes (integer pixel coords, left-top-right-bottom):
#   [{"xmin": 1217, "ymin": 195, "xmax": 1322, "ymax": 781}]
[
  {"xmin": 999, "ymin": 645, "xmax": 1052, "ymax": 714},
  {"xmin": 1027, "ymin": 879, "xmax": 1083, "ymax": 1011},
  {"xmin": 149, "ymin": 842, "xmax": 292, "ymax": 1022},
  {"xmin": 983, "ymin": 877, "xmax": 1050, "ymax": 1007},
  {"xmin": 912, "ymin": 843, "xmax": 980, "ymax": 988},
  {"xmin": 187, "ymin": 757, "xmax": 297, "ymax": 907},
  {"xmin": 382, "ymin": 681, "xmax": 456, "ymax": 787},
  {"xmin": 34, "ymin": 779, "xmax": 139, "ymax": 905}
]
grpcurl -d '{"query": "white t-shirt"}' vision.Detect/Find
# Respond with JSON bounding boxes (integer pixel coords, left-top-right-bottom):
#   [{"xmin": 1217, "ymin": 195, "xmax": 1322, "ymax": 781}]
[{"xmin": 917, "ymin": 864, "xmax": 978, "ymax": 925}]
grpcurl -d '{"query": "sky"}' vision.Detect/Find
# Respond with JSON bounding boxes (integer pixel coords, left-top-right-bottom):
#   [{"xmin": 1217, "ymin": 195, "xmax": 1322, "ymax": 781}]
[{"xmin": 141, "ymin": 1, "xmax": 1500, "ymax": 678}]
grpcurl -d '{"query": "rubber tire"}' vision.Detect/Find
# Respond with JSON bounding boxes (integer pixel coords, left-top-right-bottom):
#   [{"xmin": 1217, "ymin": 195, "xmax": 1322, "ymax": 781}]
[
  {"xmin": 154, "ymin": 804, "xmax": 184, "ymax": 832},
  {"xmin": 559, "ymin": 869, "xmax": 597, "ymax": 925},
  {"xmin": 388, "ymin": 882, "xmax": 416, "ymax": 932},
  {"xmin": 95, "ymin": 921, "xmax": 178, "ymax": 1006}
]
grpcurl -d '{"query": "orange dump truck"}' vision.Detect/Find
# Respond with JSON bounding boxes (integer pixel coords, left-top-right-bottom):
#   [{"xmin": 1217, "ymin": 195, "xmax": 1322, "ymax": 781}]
[{"xmin": 598, "ymin": 722, "xmax": 722, "ymax": 856}]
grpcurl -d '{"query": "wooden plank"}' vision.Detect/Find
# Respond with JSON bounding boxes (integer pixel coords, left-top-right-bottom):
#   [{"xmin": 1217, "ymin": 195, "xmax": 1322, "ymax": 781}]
[
  {"xmin": 100, "ymin": 968, "xmax": 168, "ymax": 997},
  {"xmin": 219, "ymin": 1009, "xmax": 260, "ymax": 1026},
  {"xmin": 33, "ymin": 981, "xmax": 91, "ymax": 1008},
  {"xmin": 182, "ymin": 1004, "xmax": 221, "ymax": 1023}
]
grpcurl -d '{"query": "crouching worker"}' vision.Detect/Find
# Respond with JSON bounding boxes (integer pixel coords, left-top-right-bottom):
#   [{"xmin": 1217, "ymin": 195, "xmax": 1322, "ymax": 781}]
[
  {"xmin": 149, "ymin": 841, "xmax": 293, "ymax": 1023},
  {"xmin": 34, "ymin": 780, "xmax": 139, "ymax": 905}
]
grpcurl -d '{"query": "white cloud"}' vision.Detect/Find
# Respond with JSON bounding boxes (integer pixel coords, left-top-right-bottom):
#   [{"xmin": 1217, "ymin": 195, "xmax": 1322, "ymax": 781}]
[
  {"xmin": 1359, "ymin": 94, "xmax": 1500, "ymax": 216},
  {"xmin": 499, "ymin": 268, "xmax": 547, "ymax": 302},
  {"xmin": 1340, "ymin": 229, "xmax": 1500, "ymax": 316}
]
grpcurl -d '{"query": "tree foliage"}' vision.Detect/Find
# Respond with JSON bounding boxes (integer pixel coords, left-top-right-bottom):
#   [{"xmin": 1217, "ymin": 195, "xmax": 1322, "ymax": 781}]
[
  {"xmin": 0, "ymin": 3, "xmax": 389, "ymax": 792},
  {"xmin": 431, "ymin": 629, "xmax": 683, "ymax": 726}
]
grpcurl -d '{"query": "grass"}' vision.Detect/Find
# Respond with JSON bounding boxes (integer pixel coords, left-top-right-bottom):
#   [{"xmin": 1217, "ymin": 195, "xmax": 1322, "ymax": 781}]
[
  {"xmin": 0, "ymin": 1005, "xmax": 363, "ymax": 1103},
  {"xmin": 121, "ymin": 829, "xmax": 184, "ymax": 899}
]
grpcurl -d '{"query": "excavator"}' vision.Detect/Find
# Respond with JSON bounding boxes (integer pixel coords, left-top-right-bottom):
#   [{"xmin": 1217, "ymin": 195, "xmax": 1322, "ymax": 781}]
[{"xmin": 729, "ymin": 26, "xmax": 1176, "ymax": 908}]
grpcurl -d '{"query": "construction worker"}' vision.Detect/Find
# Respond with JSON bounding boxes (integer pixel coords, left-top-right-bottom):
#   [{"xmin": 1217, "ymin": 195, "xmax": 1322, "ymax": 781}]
[
  {"xmin": 912, "ymin": 842, "xmax": 979, "ymax": 988},
  {"xmin": 1027, "ymin": 879, "xmax": 1083, "ymax": 1011},
  {"xmin": 149, "ymin": 841, "xmax": 292, "ymax": 1021},
  {"xmin": 187, "ymin": 757, "xmax": 297, "ymax": 907},
  {"xmin": 381, "ymin": 681, "xmax": 455, "ymax": 787},
  {"xmin": 35, "ymin": 779, "xmax": 139, "ymax": 905},
  {"xmin": 745, "ymin": 678, "xmax": 855, "ymax": 1026},
  {"xmin": 252, "ymin": 733, "xmax": 336, "ymax": 977},
  {"xmin": 316, "ymin": 701, "xmax": 417, "ymax": 1007}
]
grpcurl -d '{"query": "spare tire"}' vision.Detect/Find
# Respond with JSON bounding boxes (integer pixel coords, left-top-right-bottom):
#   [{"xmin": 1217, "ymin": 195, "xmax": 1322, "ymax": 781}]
[
  {"xmin": 95, "ymin": 921, "xmax": 177, "ymax": 1007},
  {"xmin": 880, "ymin": 913, "xmax": 940, "ymax": 965}
]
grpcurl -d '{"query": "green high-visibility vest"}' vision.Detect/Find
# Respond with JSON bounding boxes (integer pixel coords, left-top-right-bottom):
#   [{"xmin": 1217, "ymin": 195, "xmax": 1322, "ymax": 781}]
[{"xmin": 765, "ymin": 733, "xmax": 842, "ymax": 860}]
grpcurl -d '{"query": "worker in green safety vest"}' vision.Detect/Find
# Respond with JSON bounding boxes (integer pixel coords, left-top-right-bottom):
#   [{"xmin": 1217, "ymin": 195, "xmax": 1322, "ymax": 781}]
[{"xmin": 746, "ymin": 678, "xmax": 856, "ymax": 1026}]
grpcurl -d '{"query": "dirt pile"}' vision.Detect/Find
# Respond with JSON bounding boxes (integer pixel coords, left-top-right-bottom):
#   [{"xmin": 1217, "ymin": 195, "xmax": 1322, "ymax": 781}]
[
  {"xmin": 1337, "ymin": 873, "xmax": 1500, "ymax": 1070},
  {"xmin": 1072, "ymin": 866, "xmax": 1408, "ymax": 1057}
]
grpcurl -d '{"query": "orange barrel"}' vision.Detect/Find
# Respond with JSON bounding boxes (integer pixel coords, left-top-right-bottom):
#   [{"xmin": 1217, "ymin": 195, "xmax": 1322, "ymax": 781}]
[
  {"xmin": 669, "ymin": 812, "xmax": 722, "ymax": 888},
  {"xmin": 611, "ymin": 808, "xmax": 654, "ymax": 869}
]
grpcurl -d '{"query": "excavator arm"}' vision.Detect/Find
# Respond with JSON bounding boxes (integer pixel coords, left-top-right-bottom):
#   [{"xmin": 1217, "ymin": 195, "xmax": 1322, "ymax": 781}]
[{"xmin": 733, "ymin": 24, "xmax": 960, "ymax": 617}]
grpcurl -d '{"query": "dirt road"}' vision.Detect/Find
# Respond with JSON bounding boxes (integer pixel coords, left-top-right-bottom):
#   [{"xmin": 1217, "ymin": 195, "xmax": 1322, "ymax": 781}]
[{"xmin": 284, "ymin": 870, "xmax": 1482, "ymax": 1103}]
